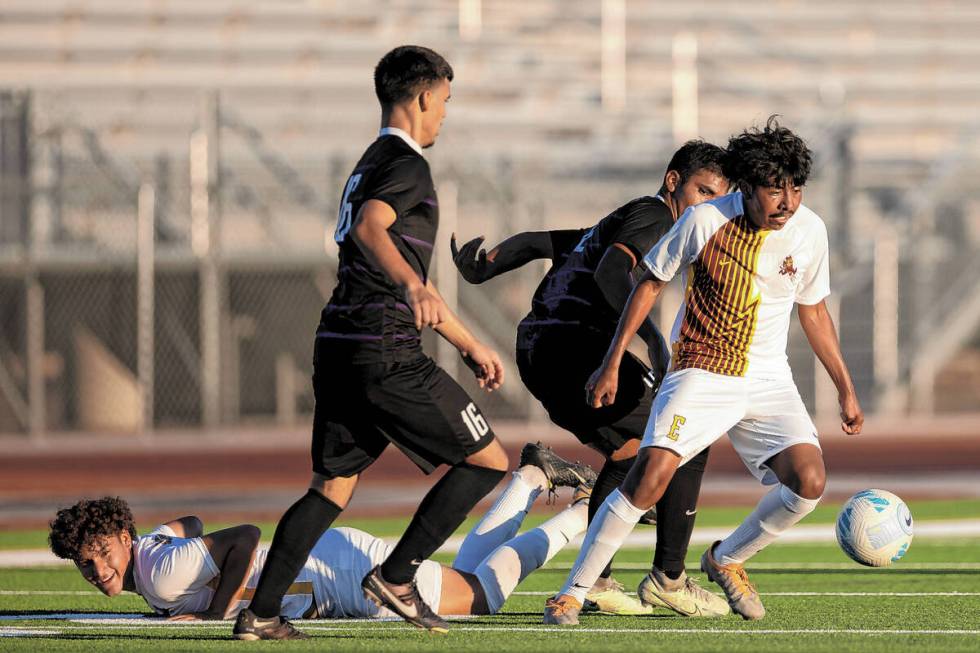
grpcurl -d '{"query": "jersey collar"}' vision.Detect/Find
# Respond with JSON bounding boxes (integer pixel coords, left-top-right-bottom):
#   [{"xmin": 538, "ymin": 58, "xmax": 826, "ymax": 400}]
[{"xmin": 379, "ymin": 127, "xmax": 424, "ymax": 156}]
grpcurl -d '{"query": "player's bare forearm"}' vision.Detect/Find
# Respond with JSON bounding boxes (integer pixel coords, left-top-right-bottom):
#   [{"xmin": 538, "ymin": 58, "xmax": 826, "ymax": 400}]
[
  {"xmin": 427, "ymin": 279, "xmax": 504, "ymax": 389},
  {"xmin": 798, "ymin": 301, "xmax": 864, "ymax": 434},
  {"xmin": 162, "ymin": 516, "xmax": 203, "ymax": 539},
  {"xmin": 200, "ymin": 525, "xmax": 261, "ymax": 620},
  {"xmin": 352, "ymin": 199, "xmax": 445, "ymax": 329}
]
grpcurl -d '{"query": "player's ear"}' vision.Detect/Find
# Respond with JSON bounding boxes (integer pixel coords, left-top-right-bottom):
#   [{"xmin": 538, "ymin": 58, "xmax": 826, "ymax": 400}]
[
  {"xmin": 738, "ymin": 180, "xmax": 752, "ymax": 197},
  {"xmin": 119, "ymin": 530, "xmax": 132, "ymax": 548},
  {"xmin": 663, "ymin": 170, "xmax": 680, "ymax": 193},
  {"xmin": 418, "ymin": 89, "xmax": 431, "ymax": 112}
]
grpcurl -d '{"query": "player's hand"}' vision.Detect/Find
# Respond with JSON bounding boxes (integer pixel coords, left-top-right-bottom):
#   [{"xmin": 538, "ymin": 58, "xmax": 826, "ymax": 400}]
[
  {"xmin": 839, "ymin": 392, "xmax": 864, "ymax": 435},
  {"xmin": 461, "ymin": 341, "xmax": 505, "ymax": 391},
  {"xmin": 586, "ymin": 363, "xmax": 619, "ymax": 408},
  {"xmin": 404, "ymin": 283, "xmax": 447, "ymax": 330},
  {"xmin": 451, "ymin": 233, "xmax": 491, "ymax": 284}
]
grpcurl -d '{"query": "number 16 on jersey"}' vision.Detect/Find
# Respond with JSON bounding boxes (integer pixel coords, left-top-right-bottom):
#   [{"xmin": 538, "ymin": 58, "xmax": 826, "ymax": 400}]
[{"xmin": 334, "ymin": 174, "xmax": 362, "ymax": 243}]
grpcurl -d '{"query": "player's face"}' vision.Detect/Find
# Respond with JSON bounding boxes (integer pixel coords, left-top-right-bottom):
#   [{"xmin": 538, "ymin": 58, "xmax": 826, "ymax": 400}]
[
  {"xmin": 744, "ymin": 180, "xmax": 802, "ymax": 230},
  {"xmin": 673, "ymin": 169, "xmax": 728, "ymax": 216},
  {"xmin": 74, "ymin": 532, "xmax": 132, "ymax": 597},
  {"xmin": 419, "ymin": 78, "xmax": 450, "ymax": 148}
]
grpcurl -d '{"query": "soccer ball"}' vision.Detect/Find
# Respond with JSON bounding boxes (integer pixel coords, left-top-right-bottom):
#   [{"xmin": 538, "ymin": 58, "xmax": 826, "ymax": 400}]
[{"xmin": 836, "ymin": 489, "xmax": 913, "ymax": 567}]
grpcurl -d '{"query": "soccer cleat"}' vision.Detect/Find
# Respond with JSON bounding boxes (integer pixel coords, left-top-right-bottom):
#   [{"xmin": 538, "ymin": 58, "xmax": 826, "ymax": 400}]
[
  {"xmin": 519, "ymin": 442, "xmax": 597, "ymax": 489},
  {"xmin": 361, "ymin": 565, "xmax": 449, "ymax": 633},
  {"xmin": 637, "ymin": 567, "xmax": 731, "ymax": 618},
  {"xmin": 232, "ymin": 608, "xmax": 310, "ymax": 640},
  {"xmin": 638, "ymin": 505, "xmax": 657, "ymax": 526},
  {"xmin": 700, "ymin": 541, "xmax": 766, "ymax": 620},
  {"xmin": 543, "ymin": 594, "xmax": 583, "ymax": 625},
  {"xmin": 584, "ymin": 576, "xmax": 653, "ymax": 615},
  {"xmin": 571, "ymin": 483, "xmax": 593, "ymax": 506}
]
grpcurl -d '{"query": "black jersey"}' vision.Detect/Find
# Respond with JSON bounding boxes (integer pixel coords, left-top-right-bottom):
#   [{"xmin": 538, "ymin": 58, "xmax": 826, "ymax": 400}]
[
  {"xmin": 319, "ymin": 133, "xmax": 438, "ymax": 363},
  {"xmin": 517, "ymin": 196, "xmax": 674, "ymax": 349}
]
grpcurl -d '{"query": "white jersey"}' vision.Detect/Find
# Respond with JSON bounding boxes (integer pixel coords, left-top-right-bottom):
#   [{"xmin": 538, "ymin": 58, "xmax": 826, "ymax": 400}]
[
  {"xmin": 644, "ymin": 191, "xmax": 830, "ymax": 380},
  {"xmin": 131, "ymin": 525, "xmax": 442, "ymax": 619}
]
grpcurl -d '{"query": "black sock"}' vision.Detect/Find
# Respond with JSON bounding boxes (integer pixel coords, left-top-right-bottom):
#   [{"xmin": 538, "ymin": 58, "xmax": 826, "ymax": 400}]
[
  {"xmin": 653, "ymin": 447, "xmax": 709, "ymax": 578},
  {"xmin": 590, "ymin": 456, "xmax": 635, "ymax": 580},
  {"xmin": 380, "ymin": 463, "xmax": 505, "ymax": 584},
  {"xmin": 249, "ymin": 489, "xmax": 342, "ymax": 617}
]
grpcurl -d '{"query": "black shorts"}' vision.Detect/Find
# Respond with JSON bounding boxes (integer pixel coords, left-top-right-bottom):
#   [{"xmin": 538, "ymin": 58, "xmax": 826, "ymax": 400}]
[
  {"xmin": 310, "ymin": 339, "xmax": 496, "ymax": 478},
  {"xmin": 516, "ymin": 329, "xmax": 657, "ymax": 458}
]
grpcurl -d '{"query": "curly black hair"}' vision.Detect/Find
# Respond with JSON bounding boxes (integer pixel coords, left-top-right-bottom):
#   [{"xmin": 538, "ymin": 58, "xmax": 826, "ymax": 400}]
[
  {"xmin": 665, "ymin": 139, "xmax": 729, "ymax": 186},
  {"xmin": 374, "ymin": 45, "xmax": 454, "ymax": 107},
  {"xmin": 726, "ymin": 115, "xmax": 812, "ymax": 190},
  {"xmin": 48, "ymin": 496, "xmax": 137, "ymax": 561}
]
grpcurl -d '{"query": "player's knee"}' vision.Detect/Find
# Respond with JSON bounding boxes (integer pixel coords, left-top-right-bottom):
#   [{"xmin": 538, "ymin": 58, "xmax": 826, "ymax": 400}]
[
  {"xmin": 465, "ymin": 439, "xmax": 509, "ymax": 472},
  {"xmin": 789, "ymin": 467, "xmax": 825, "ymax": 501}
]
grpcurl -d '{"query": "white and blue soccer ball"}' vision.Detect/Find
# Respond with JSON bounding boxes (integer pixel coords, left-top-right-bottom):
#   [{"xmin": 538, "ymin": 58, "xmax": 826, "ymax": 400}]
[{"xmin": 836, "ymin": 489, "xmax": 913, "ymax": 567}]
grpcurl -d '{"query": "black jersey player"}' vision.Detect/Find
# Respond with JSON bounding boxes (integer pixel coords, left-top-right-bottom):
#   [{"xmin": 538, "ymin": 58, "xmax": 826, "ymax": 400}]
[
  {"xmin": 452, "ymin": 141, "xmax": 731, "ymax": 617},
  {"xmin": 234, "ymin": 46, "xmax": 509, "ymax": 640}
]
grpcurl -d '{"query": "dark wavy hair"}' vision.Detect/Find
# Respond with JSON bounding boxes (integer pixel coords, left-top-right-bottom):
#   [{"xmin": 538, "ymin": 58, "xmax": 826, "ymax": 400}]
[
  {"xmin": 49, "ymin": 496, "xmax": 137, "ymax": 561},
  {"xmin": 374, "ymin": 45, "xmax": 454, "ymax": 107},
  {"xmin": 665, "ymin": 139, "xmax": 728, "ymax": 186},
  {"xmin": 726, "ymin": 115, "xmax": 812, "ymax": 189}
]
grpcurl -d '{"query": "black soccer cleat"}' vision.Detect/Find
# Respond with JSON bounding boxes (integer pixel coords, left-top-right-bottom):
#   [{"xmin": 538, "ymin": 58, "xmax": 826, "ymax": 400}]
[
  {"xmin": 361, "ymin": 565, "xmax": 449, "ymax": 634},
  {"xmin": 232, "ymin": 608, "xmax": 309, "ymax": 640},
  {"xmin": 639, "ymin": 504, "xmax": 657, "ymax": 526},
  {"xmin": 519, "ymin": 441, "xmax": 597, "ymax": 489}
]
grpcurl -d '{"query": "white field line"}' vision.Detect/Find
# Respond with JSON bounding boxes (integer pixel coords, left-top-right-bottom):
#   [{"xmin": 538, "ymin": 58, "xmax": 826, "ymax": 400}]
[
  {"xmin": 544, "ymin": 561, "xmax": 980, "ymax": 570},
  {"xmin": 1, "ymin": 624, "xmax": 978, "ymax": 636},
  {"xmin": 3, "ymin": 518, "xmax": 980, "ymax": 569}
]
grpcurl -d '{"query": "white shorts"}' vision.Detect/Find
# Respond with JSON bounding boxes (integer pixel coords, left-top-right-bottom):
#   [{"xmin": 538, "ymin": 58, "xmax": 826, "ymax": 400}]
[
  {"xmin": 307, "ymin": 527, "xmax": 443, "ymax": 619},
  {"xmin": 640, "ymin": 368, "xmax": 820, "ymax": 485}
]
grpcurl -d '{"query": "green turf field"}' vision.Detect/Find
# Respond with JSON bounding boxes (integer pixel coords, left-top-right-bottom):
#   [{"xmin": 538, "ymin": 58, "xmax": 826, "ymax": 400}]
[{"xmin": 2, "ymin": 503, "xmax": 978, "ymax": 652}]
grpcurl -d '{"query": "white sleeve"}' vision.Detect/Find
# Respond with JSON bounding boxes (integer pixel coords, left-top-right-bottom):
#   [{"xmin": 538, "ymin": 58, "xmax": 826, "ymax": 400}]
[
  {"xmin": 642, "ymin": 204, "xmax": 711, "ymax": 282},
  {"xmin": 144, "ymin": 534, "xmax": 220, "ymax": 603},
  {"xmin": 796, "ymin": 220, "xmax": 831, "ymax": 305}
]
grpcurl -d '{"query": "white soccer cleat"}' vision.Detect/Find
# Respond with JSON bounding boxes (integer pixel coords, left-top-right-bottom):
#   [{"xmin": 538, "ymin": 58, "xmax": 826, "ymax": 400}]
[{"xmin": 637, "ymin": 567, "xmax": 730, "ymax": 618}]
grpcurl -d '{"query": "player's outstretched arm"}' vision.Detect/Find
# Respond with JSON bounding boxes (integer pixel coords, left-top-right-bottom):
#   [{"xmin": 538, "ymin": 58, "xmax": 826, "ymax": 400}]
[
  {"xmin": 162, "ymin": 516, "xmax": 203, "ymax": 539},
  {"xmin": 168, "ymin": 525, "xmax": 261, "ymax": 621},
  {"xmin": 586, "ymin": 271, "xmax": 668, "ymax": 408},
  {"xmin": 426, "ymin": 278, "xmax": 504, "ymax": 391},
  {"xmin": 351, "ymin": 199, "xmax": 447, "ymax": 330},
  {"xmin": 451, "ymin": 230, "xmax": 560, "ymax": 283},
  {"xmin": 798, "ymin": 301, "xmax": 863, "ymax": 435}
]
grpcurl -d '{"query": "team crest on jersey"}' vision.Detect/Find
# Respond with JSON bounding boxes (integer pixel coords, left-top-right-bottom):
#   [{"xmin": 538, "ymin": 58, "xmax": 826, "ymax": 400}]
[
  {"xmin": 779, "ymin": 256, "xmax": 798, "ymax": 278},
  {"xmin": 152, "ymin": 534, "xmax": 173, "ymax": 545}
]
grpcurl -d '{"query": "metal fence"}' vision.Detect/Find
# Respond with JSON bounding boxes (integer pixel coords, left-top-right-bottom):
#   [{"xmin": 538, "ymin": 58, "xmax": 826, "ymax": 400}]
[{"xmin": 1, "ymin": 88, "xmax": 978, "ymax": 439}]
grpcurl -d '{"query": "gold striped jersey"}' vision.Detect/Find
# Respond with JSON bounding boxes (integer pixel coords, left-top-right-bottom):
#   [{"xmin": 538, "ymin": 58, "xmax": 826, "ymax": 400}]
[{"xmin": 643, "ymin": 192, "xmax": 830, "ymax": 379}]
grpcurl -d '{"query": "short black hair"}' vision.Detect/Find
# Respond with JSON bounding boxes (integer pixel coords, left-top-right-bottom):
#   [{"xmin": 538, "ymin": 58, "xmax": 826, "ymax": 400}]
[
  {"xmin": 726, "ymin": 115, "xmax": 812, "ymax": 189},
  {"xmin": 665, "ymin": 140, "xmax": 728, "ymax": 186},
  {"xmin": 374, "ymin": 45, "xmax": 454, "ymax": 107},
  {"xmin": 49, "ymin": 496, "xmax": 137, "ymax": 561}
]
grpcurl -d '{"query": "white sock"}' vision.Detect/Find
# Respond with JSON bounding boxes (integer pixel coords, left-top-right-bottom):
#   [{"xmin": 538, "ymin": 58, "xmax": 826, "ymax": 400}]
[
  {"xmin": 452, "ymin": 467, "xmax": 546, "ymax": 573},
  {"xmin": 473, "ymin": 501, "xmax": 588, "ymax": 614},
  {"xmin": 715, "ymin": 484, "xmax": 821, "ymax": 565},
  {"xmin": 559, "ymin": 488, "xmax": 646, "ymax": 603}
]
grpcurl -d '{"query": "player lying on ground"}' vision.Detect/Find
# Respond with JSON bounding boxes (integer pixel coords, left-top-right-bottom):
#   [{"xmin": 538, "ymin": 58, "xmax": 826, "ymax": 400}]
[
  {"xmin": 543, "ymin": 117, "xmax": 864, "ymax": 625},
  {"xmin": 451, "ymin": 141, "xmax": 731, "ymax": 618},
  {"xmin": 239, "ymin": 46, "xmax": 509, "ymax": 639},
  {"xmin": 47, "ymin": 445, "xmax": 594, "ymax": 623}
]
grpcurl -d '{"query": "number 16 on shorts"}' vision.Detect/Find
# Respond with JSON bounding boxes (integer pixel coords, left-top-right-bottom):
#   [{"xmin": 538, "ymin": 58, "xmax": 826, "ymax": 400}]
[{"xmin": 461, "ymin": 402, "xmax": 489, "ymax": 441}]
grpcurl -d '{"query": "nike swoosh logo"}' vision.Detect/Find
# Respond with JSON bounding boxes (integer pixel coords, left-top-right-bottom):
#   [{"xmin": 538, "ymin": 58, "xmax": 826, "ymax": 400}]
[
  {"xmin": 685, "ymin": 509, "xmax": 697, "ymax": 516},
  {"xmin": 718, "ymin": 259, "xmax": 732, "ymax": 267}
]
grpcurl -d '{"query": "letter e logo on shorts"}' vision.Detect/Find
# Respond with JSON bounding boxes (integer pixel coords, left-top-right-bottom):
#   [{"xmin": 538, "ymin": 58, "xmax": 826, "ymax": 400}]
[
  {"xmin": 666, "ymin": 415, "xmax": 686, "ymax": 441},
  {"xmin": 461, "ymin": 402, "xmax": 489, "ymax": 441}
]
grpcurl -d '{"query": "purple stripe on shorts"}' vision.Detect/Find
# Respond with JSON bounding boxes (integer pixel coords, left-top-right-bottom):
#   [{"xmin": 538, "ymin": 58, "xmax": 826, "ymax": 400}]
[
  {"xmin": 400, "ymin": 234, "xmax": 433, "ymax": 249},
  {"xmin": 422, "ymin": 198, "xmax": 438, "ymax": 207},
  {"xmin": 316, "ymin": 331, "xmax": 420, "ymax": 342},
  {"xmin": 546, "ymin": 294, "xmax": 593, "ymax": 307},
  {"xmin": 325, "ymin": 302, "xmax": 412, "ymax": 313},
  {"xmin": 519, "ymin": 319, "xmax": 583, "ymax": 327}
]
